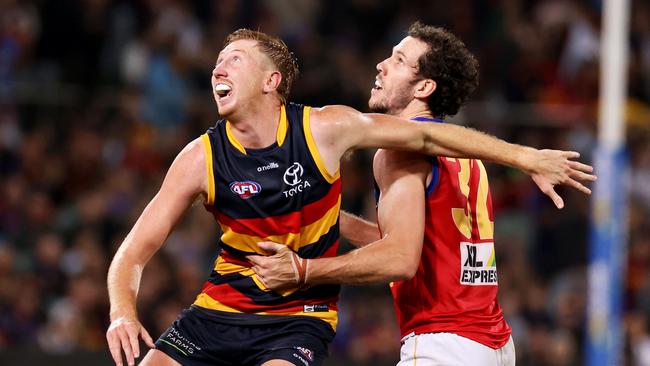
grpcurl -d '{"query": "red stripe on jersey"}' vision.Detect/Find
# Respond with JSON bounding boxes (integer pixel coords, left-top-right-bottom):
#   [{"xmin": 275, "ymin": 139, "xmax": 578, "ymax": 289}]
[
  {"xmin": 219, "ymin": 250, "xmax": 252, "ymax": 267},
  {"xmin": 201, "ymin": 281, "xmax": 339, "ymax": 313},
  {"xmin": 321, "ymin": 240, "xmax": 339, "ymax": 257},
  {"xmin": 210, "ymin": 179, "xmax": 341, "ymax": 237}
]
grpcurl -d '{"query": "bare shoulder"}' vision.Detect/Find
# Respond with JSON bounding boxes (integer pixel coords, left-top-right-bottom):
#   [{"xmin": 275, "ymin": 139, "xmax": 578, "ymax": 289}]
[
  {"xmin": 310, "ymin": 104, "xmax": 360, "ymax": 120},
  {"xmin": 176, "ymin": 137, "xmax": 206, "ymax": 170},
  {"xmin": 309, "ymin": 105, "xmax": 363, "ymax": 130},
  {"xmin": 373, "ymin": 149, "xmax": 431, "ymax": 183},
  {"xmin": 161, "ymin": 136, "xmax": 208, "ymax": 200}
]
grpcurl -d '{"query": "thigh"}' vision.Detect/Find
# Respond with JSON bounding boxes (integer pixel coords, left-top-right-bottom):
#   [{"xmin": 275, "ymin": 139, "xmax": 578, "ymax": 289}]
[
  {"xmin": 261, "ymin": 361, "xmax": 297, "ymax": 366},
  {"xmin": 397, "ymin": 332, "xmax": 499, "ymax": 366},
  {"xmin": 140, "ymin": 349, "xmax": 182, "ymax": 366},
  {"xmin": 155, "ymin": 308, "xmax": 234, "ymax": 366}
]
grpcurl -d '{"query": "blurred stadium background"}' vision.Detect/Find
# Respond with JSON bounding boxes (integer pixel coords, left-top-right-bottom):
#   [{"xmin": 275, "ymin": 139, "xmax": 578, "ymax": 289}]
[{"xmin": 1, "ymin": 0, "xmax": 649, "ymax": 365}]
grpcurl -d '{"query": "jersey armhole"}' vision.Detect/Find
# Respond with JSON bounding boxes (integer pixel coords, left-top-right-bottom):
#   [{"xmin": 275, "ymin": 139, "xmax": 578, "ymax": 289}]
[
  {"xmin": 302, "ymin": 106, "xmax": 340, "ymax": 184},
  {"xmin": 426, "ymin": 158, "xmax": 440, "ymax": 197},
  {"xmin": 201, "ymin": 133, "xmax": 216, "ymax": 205}
]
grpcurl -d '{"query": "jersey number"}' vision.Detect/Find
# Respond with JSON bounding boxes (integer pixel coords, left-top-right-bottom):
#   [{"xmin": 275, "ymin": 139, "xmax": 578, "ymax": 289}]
[{"xmin": 446, "ymin": 158, "xmax": 494, "ymax": 240}]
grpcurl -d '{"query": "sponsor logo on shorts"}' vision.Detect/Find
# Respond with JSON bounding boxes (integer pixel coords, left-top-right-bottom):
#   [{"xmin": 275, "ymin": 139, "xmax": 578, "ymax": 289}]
[
  {"xmin": 229, "ymin": 181, "xmax": 262, "ymax": 199},
  {"xmin": 292, "ymin": 353, "xmax": 309, "ymax": 366},
  {"xmin": 459, "ymin": 242, "xmax": 498, "ymax": 285},
  {"xmin": 161, "ymin": 327, "xmax": 202, "ymax": 356},
  {"xmin": 295, "ymin": 347, "xmax": 314, "ymax": 361},
  {"xmin": 303, "ymin": 304, "xmax": 328, "ymax": 313}
]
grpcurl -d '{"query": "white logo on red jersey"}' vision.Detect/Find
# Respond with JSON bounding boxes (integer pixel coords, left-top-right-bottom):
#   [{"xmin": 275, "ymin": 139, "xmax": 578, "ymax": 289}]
[{"xmin": 459, "ymin": 242, "xmax": 498, "ymax": 285}]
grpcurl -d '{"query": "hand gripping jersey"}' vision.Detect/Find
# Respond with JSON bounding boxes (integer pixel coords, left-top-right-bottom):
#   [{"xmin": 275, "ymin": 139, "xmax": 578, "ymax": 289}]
[
  {"xmin": 193, "ymin": 103, "xmax": 341, "ymax": 332},
  {"xmin": 388, "ymin": 120, "xmax": 512, "ymax": 348}
]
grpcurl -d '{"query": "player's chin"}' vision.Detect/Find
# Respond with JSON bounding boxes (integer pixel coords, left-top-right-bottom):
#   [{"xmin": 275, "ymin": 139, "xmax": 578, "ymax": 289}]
[
  {"xmin": 368, "ymin": 99, "xmax": 387, "ymax": 114},
  {"xmin": 216, "ymin": 97, "xmax": 236, "ymax": 115}
]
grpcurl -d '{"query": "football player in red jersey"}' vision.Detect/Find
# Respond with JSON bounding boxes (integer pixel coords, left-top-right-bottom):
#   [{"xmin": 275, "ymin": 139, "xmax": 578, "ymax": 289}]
[
  {"xmin": 250, "ymin": 22, "xmax": 595, "ymax": 365},
  {"xmin": 107, "ymin": 27, "xmax": 595, "ymax": 366}
]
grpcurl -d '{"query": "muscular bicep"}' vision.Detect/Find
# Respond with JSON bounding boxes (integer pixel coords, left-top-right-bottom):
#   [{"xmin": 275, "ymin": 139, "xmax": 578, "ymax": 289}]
[
  {"xmin": 119, "ymin": 138, "xmax": 208, "ymax": 263},
  {"xmin": 374, "ymin": 153, "xmax": 429, "ymax": 269}
]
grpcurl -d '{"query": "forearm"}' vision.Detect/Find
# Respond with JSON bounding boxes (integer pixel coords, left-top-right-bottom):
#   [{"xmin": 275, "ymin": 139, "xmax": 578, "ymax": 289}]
[
  {"xmin": 340, "ymin": 211, "xmax": 381, "ymax": 248},
  {"xmin": 308, "ymin": 237, "xmax": 416, "ymax": 285},
  {"xmin": 107, "ymin": 249, "xmax": 144, "ymax": 320},
  {"xmin": 421, "ymin": 123, "xmax": 533, "ymax": 171}
]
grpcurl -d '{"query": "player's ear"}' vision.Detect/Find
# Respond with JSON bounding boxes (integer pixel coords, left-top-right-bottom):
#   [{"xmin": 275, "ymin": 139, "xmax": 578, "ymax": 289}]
[
  {"xmin": 263, "ymin": 71, "xmax": 282, "ymax": 93},
  {"xmin": 414, "ymin": 79, "xmax": 436, "ymax": 98}
]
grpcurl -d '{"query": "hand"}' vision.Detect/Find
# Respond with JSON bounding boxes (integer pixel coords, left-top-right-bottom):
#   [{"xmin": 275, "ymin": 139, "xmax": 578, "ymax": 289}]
[
  {"xmin": 525, "ymin": 149, "xmax": 597, "ymax": 209},
  {"xmin": 106, "ymin": 315, "xmax": 155, "ymax": 366},
  {"xmin": 247, "ymin": 241, "xmax": 309, "ymax": 292}
]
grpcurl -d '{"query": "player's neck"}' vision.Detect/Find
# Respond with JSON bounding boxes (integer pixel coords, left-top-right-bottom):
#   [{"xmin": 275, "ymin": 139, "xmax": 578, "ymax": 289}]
[
  {"xmin": 227, "ymin": 99, "xmax": 283, "ymax": 149},
  {"xmin": 396, "ymin": 102, "xmax": 434, "ymax": 121}
]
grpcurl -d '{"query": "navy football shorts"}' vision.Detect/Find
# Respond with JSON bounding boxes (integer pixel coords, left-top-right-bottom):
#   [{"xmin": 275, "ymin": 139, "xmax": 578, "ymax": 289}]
[{"xmin": 155, "ymin": 306, "xmax": 333, "ymax": 366}]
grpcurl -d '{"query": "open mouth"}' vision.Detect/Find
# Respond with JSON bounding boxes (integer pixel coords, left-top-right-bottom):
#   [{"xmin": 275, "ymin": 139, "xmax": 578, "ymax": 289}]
[
  {"xmin": 372, "ymin": 79, "xmax": 383, "ymax": 91},
  {"xmin": 214, "ymin": 83, "xmax": 233, "ymax": 98}
]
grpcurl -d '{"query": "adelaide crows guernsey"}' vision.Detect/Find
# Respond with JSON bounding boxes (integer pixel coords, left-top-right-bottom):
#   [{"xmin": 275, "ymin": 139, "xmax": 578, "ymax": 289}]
[
  {"xmin": 387, "ymin": 118, "xmax": 511, "ymax": 349},
  {"xmin": 193, "ymin": 103, "xmax": 341, "ymax": 331}
]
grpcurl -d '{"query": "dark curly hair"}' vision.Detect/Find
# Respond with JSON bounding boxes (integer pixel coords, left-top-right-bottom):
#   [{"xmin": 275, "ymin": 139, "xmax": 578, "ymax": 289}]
[
  {"xmin": 408, "ymin": 22, "xmax": 479, "ymax": 118},
  {"xmin": 224, "ymin": 29, "xmax": 299, "ymax": 104}
]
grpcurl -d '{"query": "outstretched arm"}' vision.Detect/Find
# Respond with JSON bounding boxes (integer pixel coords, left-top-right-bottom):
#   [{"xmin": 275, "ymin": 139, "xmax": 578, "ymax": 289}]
[
  {"xmin": 309, "ymin": 105, "xmax": 596, "ymax": 208},
  {"xmin": 106, "ymin": 138, "xmax": 207, "ymax": 366},
  {"xmin": 340, "ymin": 211, "xmax": 380, "ymax": 248},
  {"xmin": 249, "ymin": 150, "xmax": 428, "ymax": 289}
]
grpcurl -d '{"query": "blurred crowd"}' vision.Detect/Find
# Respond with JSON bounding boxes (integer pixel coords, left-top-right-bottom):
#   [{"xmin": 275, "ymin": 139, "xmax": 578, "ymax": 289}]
[{"xmin": 1, "ymin": 0, "xmax": 650, "ymax": 365}]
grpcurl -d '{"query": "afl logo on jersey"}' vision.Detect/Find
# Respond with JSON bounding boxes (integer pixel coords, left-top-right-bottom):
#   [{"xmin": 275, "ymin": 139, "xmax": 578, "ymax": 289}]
[{"xmin": 229, "ymin": 181, "xmax": 261, "ymax": 199}]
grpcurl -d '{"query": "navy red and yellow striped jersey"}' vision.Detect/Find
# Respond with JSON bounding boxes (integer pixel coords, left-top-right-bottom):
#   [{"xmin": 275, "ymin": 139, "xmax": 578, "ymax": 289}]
[{"xmin": 193, "ymin": 103, "xmax": 341, "ymax": 331}]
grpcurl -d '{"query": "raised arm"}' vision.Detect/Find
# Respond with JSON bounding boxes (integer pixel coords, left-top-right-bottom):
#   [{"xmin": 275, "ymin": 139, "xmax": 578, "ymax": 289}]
[
  {"xmin": 249, "ymin": 150, "xmax": 428, "ymax": 288},
  {"xmin": 106, "ymin": 138, "xmax": 207, "ymax": 366},
  {"xmin": 340, "ymin": 211, "xmax": 380, "ymax": 248},
  {"xmin": 309, "ymin": 105, "xmax": 596, "ymax": 208}
]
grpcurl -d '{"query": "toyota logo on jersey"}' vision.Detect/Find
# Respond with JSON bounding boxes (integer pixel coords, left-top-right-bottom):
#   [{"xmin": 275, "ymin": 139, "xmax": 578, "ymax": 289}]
[
  {"xmin": 283, "ymin": 162, "xmax": 304, "ymax": 186},
  {"xmin": 229, "ymin": 181, "xmax": 262, "ymax": 199}
]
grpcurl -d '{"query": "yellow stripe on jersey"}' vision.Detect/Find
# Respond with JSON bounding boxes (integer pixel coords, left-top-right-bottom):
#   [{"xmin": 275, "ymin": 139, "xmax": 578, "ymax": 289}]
[
  {"xmin": 225, "ymin": 105, "xmax": 288, "ymax": 154},
  {"xmin": 201, "ymin": 133, "xmax": 216, "ymax": 205},
  {"xmin": 193, "ymin": 293, "xmax": 338, "ymax": 330},
  {"xmin": 213, "ymin": 256, "xmax": 301, "ymax": 296},
  {"xmin": 219, "ymin": 196, "xmax": 341, "ymax": 253},
  {"xmin": 303, "ymin": 106, "xmax": 340, "ymax": 184},
  {"xmin": 276, "ymin": 104, "xmax": 288, "ymax": 146},
  {"xmin": 225, "ymin": 122, "xmax": 246, "ymax": 154}
]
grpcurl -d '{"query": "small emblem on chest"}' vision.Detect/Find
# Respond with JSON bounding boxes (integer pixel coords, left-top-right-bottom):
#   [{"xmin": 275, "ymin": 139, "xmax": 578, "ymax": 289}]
[
  {"xmin": 282, "ymin": 162, "xmax": 311, "ymax": 198},
  {"xmin": 229, "ymin": 181, "xmax": 262, "ymax": 199}
]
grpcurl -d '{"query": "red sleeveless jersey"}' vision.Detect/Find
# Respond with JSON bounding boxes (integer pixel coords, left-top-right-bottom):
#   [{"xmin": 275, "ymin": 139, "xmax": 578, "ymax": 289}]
[{"xmin": 389, "ymin": 157, "xmax": 511, "ymax": 349}]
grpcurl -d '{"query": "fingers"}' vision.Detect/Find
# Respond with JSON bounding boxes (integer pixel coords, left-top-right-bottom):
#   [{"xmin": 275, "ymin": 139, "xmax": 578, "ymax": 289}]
[
  {"xmin": 141, "ymin": 327, "xmax": 156, "ymax": 350},
  {"xmin": 565, "ymin": 177, "xmax": 592, "ymax": 195},
  {"xmin": 545, "ymin": 186, "xmax": 564, "ymax": 209},
  {"xmin": 252, "ymin": 265, "xmax": 270, "ymax": 287},
  {"xmin": 129, "ymin": 326, "xmax": 141, "ymax": 360},
  {"xmin": 257, "ymin": 241, "xmax": 288, "ymax": 253},
  {"xmin": 247, "ymin": 255, "xmax": 262, "ymax": 266},
  {"xmin": 107, "ymin": 331, "xmax": 124, "ymax": 366},
  {"xmin": 106, "ymin": 318, "xmax": 152, "ymax": 366},
  {"xmin": 118, "ymin": 327, "xmax": 135, "ymax": 366},
  {"xmin": 561, "ymin": 150, "xmax": 581, "ymax": 159},
  {"xmin": 568, "ymin": 160, "xmax": 594, "ymax": 174},
  {"xmin": 569, "ymin": 169, "xmax": 597, "ymax": 184}
]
